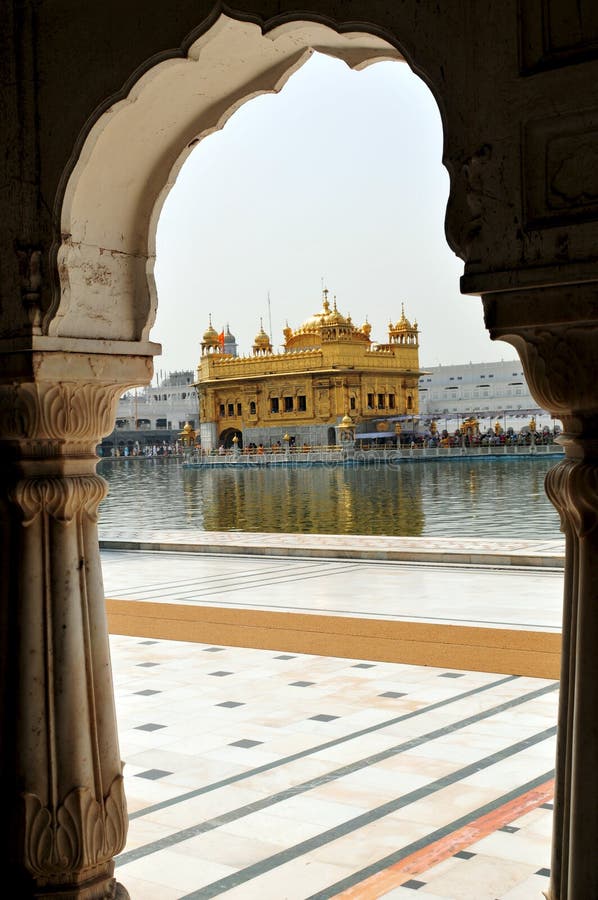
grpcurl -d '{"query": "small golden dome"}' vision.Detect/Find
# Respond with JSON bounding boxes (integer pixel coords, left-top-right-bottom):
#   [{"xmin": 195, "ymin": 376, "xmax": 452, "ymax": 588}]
[
  {"xmin": 254, "ymin": 319, "xmax": 271, "ymax": 349},
  {"xmin": 326, "ymin": 296, "xmax": 348, "ymax": 325},
  {"xmin": 396, "ymin": 303, "xmax": 412, "ymax": 330},
  {"xmin": 340, "ymin": 413, "xmax": 354, "ymax": 428},
  {"xmin": 202, "ymin": 314, "xmax": 219, "ymax": 344}
]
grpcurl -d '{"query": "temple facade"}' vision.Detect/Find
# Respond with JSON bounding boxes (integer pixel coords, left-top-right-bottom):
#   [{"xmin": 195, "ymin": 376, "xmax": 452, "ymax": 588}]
[{"xmin": 195, "ymin": 290, "xmax": 423, "ymax": 449}]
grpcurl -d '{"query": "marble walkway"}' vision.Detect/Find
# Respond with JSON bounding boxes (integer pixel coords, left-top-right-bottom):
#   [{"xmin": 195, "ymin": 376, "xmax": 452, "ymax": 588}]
[{"xmin": 102, "ymin": 532, "xmax": 563, "ymax": 899}]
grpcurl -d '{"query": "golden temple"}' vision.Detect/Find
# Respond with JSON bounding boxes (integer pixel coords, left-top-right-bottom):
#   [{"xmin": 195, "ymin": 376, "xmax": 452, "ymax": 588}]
[{"xmin": 194, "ymin": 289, "xmax": 423, "ymax": 450}]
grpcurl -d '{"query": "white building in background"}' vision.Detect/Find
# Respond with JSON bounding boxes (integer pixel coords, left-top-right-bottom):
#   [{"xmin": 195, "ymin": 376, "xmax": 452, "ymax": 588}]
[
  {"xmin": 100, "ymin": 370, "xmax": 200, "ymax": 452},
  {"xmin": 418, "ymin": 360, "xmax": 559, "ymax": 431},
  {"xmin": 115, "ymin": 370, "xmax": 198, "ymax": 432}
]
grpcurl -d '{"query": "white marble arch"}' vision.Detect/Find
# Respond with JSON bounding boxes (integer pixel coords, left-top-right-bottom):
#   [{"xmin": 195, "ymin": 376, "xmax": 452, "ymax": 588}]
[{"xmin": 55, "ymin": 16, "xmax": 411, "ymax": 345}]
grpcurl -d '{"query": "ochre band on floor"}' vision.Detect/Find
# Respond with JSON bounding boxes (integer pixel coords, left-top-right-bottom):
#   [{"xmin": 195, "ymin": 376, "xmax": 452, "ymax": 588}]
[
  {"xmin": 106, "ymin": 598, "xmax": 561, "ymax": 678},
  {"xmin": 333, "ymin": 778, "xmax": 555, "ymax": 899}
]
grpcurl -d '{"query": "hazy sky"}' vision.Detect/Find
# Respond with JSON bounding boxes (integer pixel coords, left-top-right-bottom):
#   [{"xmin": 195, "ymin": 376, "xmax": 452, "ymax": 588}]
[{"xmin": 152, "ymin": 51, "xmax": 514, "ymax": 380}]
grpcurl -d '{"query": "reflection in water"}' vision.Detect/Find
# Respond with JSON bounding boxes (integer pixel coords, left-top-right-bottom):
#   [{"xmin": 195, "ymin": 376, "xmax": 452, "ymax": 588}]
[
  {"xmin": 184, "ymin": 466, "xmax": 425, "ymax": 536},
  {"xmin": 97, "ymin": 456, "xmax": 562, "ymax": 539}
]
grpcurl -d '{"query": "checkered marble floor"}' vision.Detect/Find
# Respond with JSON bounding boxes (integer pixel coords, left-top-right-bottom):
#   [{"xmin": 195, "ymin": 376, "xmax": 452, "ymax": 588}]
[{"xmin": 112, "ymin": 636, "xmax": 556, "ymax": 899}]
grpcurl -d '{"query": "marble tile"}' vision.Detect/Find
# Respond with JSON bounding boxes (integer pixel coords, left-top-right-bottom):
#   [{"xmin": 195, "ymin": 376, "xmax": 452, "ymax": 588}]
[
  {"xmin": 107, "ymin": 536, "xmax": 560, "ymax": 899},
  {"xmin": 423, "ymin": 854, "xmax": 538, "ymax": 900}
]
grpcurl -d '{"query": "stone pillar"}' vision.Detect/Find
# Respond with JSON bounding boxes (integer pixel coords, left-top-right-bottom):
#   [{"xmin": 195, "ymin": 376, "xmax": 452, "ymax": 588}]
[
  {"xmin": 0, "ymin": 343, "xmax": 154, "ymax": 899},
  {"xmin": 483, "ymin": 284, "xmax": 598, "ymax": 900}
]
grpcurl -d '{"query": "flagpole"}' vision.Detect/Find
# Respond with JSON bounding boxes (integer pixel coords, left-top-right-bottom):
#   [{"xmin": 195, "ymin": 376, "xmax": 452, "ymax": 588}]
[{"xmin": 267, "ymin": 291, "xmax": 272, "ymax": 346}]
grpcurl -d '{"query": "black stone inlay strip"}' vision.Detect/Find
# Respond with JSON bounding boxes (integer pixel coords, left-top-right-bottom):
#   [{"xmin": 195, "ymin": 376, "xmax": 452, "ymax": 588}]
[
  {"xmin": 118, "ymin": 681, "xmax": 556, "ymax": 871},
  {"xmin": 177, "ymin": 749, "xmax": 555, "ymax": 899},
  {"xmin": 303, "ymin": 769, "xmax": 555, "ymax": 900},
  {"xmin": 128, "ymin": 674, "xmax": 519, "ymax": 823}
]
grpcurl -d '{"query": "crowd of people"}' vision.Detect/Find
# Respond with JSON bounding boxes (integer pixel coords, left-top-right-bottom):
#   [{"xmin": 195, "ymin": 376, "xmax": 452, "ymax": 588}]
[
  {"xmin": 99, "ymin": 442, "xmax": 185, "ymax": 457},
  {"xmin": 100, "ymin": 423, "xmax": 562, "ymax": 458}
]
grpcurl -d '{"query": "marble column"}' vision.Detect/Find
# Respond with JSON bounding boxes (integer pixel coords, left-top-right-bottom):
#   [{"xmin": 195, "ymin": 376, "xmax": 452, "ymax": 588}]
[
  {"xmin": 483, "ymin": 284, "xmax": 598, "ymax": 900},
  {"xmin": 0, "ymin": 344, "xmax": 153, "ymax": 899}
]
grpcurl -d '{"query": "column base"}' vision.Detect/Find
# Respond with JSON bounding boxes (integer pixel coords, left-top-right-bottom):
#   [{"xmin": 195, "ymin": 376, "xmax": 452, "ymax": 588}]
[{"xmin": 30, "ymin": 875, "xmax": 130, "ymax": 900}]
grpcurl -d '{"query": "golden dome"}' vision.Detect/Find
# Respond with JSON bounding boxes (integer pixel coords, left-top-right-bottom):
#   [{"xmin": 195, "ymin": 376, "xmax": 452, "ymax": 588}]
[
  {"xmin": 296, "ymin": 289, "xmax": 350, "ymax": 330},
  {"xmin": 395, "ymin": 303, "xmax": 413, "ymax": 330},
  {"xmin": 202, "ymin": 315, "xmax": 219, "ymax": 345},
  {"xmin": 299, "ymin": 289, "xmax": 333, "ymax": 330},
  {"xmin": 254, "ymin": 319, "xmax": 271, "ymax": 349},
  {"xmin": 339, "ymin": 413, "xmax": 354, "ymax": 428},
  {"xmin": 283, "ymin": 288, "xmax": 372, "ymax": 350}
]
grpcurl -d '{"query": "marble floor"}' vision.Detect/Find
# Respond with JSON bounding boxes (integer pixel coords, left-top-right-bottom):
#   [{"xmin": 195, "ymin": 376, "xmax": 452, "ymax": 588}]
[
  {"xmin": 112, "ymin": 636, "xmax": 556, "ymax": 899},
  {"xmin": 101, "ymin": 548, "xmax": 564, "ymax": 632},
  {"xmin": 105, "ymin": 534, "xmax": 561, "ymax": 899}
]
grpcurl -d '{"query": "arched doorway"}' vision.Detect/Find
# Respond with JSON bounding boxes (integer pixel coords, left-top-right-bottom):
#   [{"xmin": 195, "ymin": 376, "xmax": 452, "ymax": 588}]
[
  {"xmin": 219, "ymin": 427, "xmax": 243, "ymax": 449},
  {"xmin": 56, "ymin": 16, "xmax": 416, "ymax": 348},
  {"xmin": 40, "ymin": 26, "xmax": 455, "ymax": 899}
]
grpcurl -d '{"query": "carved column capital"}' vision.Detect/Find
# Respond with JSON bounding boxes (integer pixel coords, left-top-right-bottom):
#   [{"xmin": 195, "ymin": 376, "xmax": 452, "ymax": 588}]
[
  {"xmin": 482, "ymin": 283, "xmax": 598, "ymax": 448},
  {"xmin": 545, "ymin": 458, "xmax": 598, "ymax": 538},
  {"xmin": 9, "ymin": 473, "xmax": 108, "ymax": 525},
  {"xmin": 0, "ymin": 345, "xmax": 154, "ymax": 477}
]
